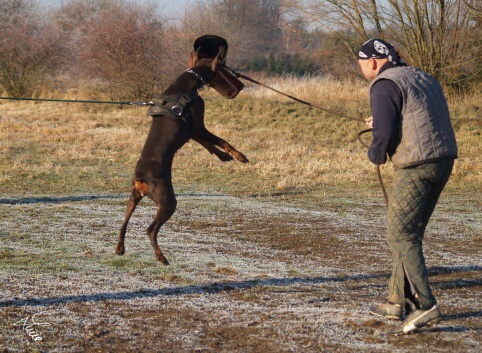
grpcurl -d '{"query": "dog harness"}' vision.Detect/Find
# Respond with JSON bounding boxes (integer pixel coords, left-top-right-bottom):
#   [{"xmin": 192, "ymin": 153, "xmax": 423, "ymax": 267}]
[{"xmin": 147, "ymin": 89, "xmax": 199, "ymax": 128}]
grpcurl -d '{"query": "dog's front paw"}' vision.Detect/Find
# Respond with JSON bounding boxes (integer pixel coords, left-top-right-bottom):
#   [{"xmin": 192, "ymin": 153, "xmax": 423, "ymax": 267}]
[
  {"xmin": 216, "ymin": 151, "xmax": 234, "ymax": 162},
  {"xmin": 235, "ymin": 152, "xmax": 249, "ymax": 163},
  {"xmin": 158, "ymin": 255, "xmax": 170, "ymax": 265}
]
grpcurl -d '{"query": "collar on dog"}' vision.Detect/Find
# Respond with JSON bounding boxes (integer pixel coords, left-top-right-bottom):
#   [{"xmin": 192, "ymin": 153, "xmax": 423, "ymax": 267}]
[{"xmin": 186, "ymin": 69, "xmax": 206, "ymax": 84}]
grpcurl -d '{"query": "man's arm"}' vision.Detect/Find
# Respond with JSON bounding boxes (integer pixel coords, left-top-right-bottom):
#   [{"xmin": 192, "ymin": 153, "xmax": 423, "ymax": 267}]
[{"xmin": 368, "ymin": 79, "xmax": 403, "ymax": 164}]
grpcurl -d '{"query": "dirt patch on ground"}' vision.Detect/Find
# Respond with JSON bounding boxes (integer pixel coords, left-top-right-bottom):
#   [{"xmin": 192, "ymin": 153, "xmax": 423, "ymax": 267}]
[{"xmin": 1, "ymin": 194, "xmax": 481, "ymax": 352}]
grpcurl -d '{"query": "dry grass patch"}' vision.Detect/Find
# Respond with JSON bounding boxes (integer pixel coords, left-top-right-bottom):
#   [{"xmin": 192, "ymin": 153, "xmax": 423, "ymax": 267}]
[{"xmin": 0, "ymin": 76, "xmax": 480, "ymax": 200}]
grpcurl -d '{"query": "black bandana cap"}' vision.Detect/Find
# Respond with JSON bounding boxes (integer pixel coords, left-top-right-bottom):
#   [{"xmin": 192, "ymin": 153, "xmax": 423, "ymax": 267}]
[{"xmin": 358, "ymin": 38, "xmax": 405, "ymax": 66}]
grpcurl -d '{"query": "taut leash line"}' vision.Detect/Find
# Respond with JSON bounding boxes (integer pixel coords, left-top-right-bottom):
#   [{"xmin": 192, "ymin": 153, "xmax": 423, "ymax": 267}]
[
  {"xmin": 0, "ymin": 96, "xmax": 152, "ymax": 106},
  {"xmin": 236, "ymin": 72, "xmax": 389, "ymax": 206},
  {"xmin": 235, "ymin": 73, "xmax": 364, "ymax": 123}
]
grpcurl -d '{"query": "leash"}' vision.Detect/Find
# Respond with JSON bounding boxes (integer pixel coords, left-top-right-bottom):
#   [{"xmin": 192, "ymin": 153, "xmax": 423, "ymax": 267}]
[
  {"xmin": 0, "ymin": 96, "xmax": 153, "ymax": 106},
  {"xmin": 235, "ymin": 73, "xmax": 364, "ymax": 123},
  {"xmin": 236, "ymin": 72, "xmax": 389, "ymax": 206},
  {"xmin": 357, "ymin": 129, "xmax": 389, "ymax": 206}
]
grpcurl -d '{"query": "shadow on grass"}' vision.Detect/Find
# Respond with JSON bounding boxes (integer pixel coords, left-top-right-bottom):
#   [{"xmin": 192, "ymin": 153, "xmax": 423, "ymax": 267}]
[
  {"xmin": 0, "ymin": 273, "xmax": 387, "ymax": 308},
  {"xmin": 0, "ymin": 195, "xmax": 126, "ymax": 204},
  {"xmin": 0, "ymin": 193, "xmax": 229, "ymax": 205},
  {"xmin": 417, "ymin": 313, "xmax": 482, "ymax": 334},
  {"xmin": 443, "ymin": 311, "xmax": 482, "ymax": 321},
  {"xmin": 1, "ymin": 266, "xmax": 480, "ymax": 310}
]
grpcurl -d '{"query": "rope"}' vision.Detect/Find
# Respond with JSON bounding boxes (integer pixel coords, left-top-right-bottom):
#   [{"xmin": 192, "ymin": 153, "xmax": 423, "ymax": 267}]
[
  {"xmin": 0, "ymin": 96, "xmax": 152, "ymax": 106},
  {"xmin": 236, "ymin": 73, "xmax": 364, "ymax": 123},
  {"xmin": 357, "ymin": 128, "xmax": 389, "ymax": 206},
  {"xmin": 236, "ymin": 72, "xmax": 389, "ymax": 206}
]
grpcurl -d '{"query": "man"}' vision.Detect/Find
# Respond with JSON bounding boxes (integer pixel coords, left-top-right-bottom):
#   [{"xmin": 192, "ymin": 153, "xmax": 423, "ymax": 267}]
[{"xmin": 358, "ymin": 38, "xmax": 458, "ymax": 334}]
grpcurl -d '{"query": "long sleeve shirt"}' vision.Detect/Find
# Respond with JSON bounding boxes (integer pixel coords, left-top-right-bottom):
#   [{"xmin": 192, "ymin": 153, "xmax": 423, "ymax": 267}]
[{"xmin": 368, "ymin": 63, "xmax": 404, "ymax": 165}]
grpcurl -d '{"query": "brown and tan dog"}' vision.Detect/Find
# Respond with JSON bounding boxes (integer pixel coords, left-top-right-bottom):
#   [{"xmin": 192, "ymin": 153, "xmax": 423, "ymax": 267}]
[{"xmin": 115, "ymin": 50, "xmax": 248, "ymax": 265}]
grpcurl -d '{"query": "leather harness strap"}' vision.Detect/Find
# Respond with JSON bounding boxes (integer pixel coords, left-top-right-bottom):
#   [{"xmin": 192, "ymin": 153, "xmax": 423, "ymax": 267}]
[{"xmin": 146, "ymin": 89, "xmax": 199, "ymax": 127}]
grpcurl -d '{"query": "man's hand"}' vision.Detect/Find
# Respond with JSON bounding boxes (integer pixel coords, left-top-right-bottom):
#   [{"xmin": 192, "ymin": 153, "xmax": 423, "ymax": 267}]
[{"xmin": 365, "ymin": 116, "xmax": 373, "ymax": 129}]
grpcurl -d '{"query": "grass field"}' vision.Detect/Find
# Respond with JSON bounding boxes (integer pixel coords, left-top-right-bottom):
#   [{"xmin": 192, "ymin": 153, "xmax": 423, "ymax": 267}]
[
  {"xmin": 1, "ymin": 76, "xmax": 480, "ymax": 198},
  {"xmin": 1, "ymin": 77, "xmax": 481, "ymax": 352}
]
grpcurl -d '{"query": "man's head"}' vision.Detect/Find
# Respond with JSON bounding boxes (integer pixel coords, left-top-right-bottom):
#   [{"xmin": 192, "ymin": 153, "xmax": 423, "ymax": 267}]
[{"xmin": 357, "ymin": 38, "xmax": 404, "ymax": 81}]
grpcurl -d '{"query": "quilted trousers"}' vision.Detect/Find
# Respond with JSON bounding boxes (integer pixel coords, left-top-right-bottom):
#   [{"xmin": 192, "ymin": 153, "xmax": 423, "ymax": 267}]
[{"xmin": 386, "ymin": 158, "xmax": 455, "ymax": 309}]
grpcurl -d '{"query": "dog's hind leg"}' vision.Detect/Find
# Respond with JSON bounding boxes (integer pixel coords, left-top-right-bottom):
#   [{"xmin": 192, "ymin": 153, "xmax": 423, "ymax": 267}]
[
  {"xmin": 116, "ymin": 184, "xmax": 143, "ymax": 256},
  {"xmin": 147, "ymin": 179, "xmax": 177, "ymax": 265}
]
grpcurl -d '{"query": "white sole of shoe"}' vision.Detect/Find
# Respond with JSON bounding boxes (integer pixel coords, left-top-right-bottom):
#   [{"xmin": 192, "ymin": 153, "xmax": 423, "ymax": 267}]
[{"xmin": 402, "ymin": 305, "xmax": 441, "ymax": 334}]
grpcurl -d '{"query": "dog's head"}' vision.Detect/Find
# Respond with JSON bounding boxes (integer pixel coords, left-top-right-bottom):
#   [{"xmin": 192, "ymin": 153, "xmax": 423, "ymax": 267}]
[
  {"xmin": 187, "ymin": 48, "xmax": 224, "ymax": 86},
  {"xmin": 188, "ymin": 35, "xmax": 228, "ymax": 67},
  {"xmin": 188, "ymin": 35, "xmax": 244, "ymax": 99}
]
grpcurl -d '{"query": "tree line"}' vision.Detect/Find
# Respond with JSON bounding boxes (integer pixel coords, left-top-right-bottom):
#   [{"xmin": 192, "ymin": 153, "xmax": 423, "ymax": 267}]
[{"xmin": 1, "ymin": 0, "xmax": 481, "ymax": 101}]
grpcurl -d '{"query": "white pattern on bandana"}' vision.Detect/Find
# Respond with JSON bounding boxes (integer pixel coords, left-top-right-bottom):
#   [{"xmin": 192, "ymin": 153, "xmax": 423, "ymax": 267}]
[{"xmin": 374, "ymin": 40, "xmax": 389, "ymax": 56}]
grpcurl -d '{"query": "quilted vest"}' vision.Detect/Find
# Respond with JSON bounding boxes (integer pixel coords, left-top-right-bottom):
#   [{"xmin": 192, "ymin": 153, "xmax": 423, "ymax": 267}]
[{"xmin": 370, "ymin": 66, "xmax": 458, "ymax": 168}]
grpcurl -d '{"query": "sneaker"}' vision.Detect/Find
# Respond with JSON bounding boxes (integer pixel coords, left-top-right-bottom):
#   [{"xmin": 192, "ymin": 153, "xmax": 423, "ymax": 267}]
[
  {"xmin": 369, "ymin": 302, "xmax": 403, "ymax": 320},
  {"xmin": 399, "ymin": 305, "xmax": 442, "ymax": 334}
]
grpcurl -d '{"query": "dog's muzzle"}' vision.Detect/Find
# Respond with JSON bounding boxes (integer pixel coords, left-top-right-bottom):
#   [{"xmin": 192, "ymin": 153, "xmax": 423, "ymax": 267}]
[{"xmin": 208, "ymin": 65, "xmax": 244, "ymax": 99}]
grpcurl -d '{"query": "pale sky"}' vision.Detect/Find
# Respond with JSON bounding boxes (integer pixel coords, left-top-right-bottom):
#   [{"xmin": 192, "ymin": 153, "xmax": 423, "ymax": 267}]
[{"xmin": 40, "ymin": 0, "xmax": 192, "ymax": 17}]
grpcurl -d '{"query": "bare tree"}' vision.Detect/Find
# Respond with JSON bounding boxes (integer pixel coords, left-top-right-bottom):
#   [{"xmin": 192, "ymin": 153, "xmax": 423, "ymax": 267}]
[
  {"xmin": 463, "ymin": 0, "xmax": 482, "ymax": 24},
  {"xmin": 80, "ymin": 6, "xmax": 163, "ymax": 100},
  {"xmin": 385, "ymin": 0, "xmax": 481, "ymax": 83},
  {"xmin": 182, "ymin": 0, "xmax": 284, "ymax": 69},
  {"xmin": 0, "ymin": 0, "xmax": 63, "ymax": 96},
  {"xmin": 50, "ymin": 0, "xmax": 180, "ymax": 101},
  {"xmin": 289, "ymin": 0, "xmax": 482, "ymax": 83}
]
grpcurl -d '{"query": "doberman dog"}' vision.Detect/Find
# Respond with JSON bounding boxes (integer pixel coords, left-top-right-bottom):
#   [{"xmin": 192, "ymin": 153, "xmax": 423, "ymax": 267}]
[{"xmin": 115, "ymin": 51, "xmax": 248, "ymax": 265}]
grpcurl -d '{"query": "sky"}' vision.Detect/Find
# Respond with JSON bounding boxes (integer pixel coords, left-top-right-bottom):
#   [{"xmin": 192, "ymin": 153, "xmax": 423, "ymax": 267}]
[{"xmin": 39, "ymin": 0, "xmax": 192, "ymax": 17}]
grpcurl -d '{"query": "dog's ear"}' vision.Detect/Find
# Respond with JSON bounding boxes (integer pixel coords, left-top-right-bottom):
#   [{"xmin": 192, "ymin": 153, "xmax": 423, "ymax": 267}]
[
  {"xmin": 218, "ymin": 45, "xmax": 226, "ymax": 62},
  {"xmin": 187, "ymin": 52, "xmax": 196, "ymax": 69},
  {"xmin": 191, "ymin": 47, "xmax": 201, "ymax": 68},
  {"xmin": 211, "ymin": 46, "xmax": 225, "ymax": 72}
]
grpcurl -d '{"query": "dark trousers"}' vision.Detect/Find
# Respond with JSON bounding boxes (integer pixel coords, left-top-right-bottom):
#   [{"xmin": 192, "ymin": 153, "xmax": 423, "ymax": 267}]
[{"xmin": 386, "ymin": 158, "xmax": 454, "ymax": 309}]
